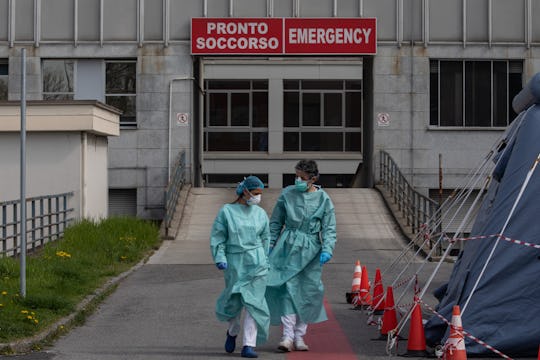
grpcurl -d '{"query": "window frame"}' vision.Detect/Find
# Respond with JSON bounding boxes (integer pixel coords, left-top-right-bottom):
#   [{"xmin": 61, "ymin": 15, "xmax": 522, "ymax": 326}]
[
  {"xmin": 204, "ymin": 80, "xmax": 269, "ymax": 152},
  {"xmin": 429, "ymin": 59, "xmax": 523, "ymax": 128},
  {"xmin": 41, "ymin": 58, "xmax": 137, "ymax": 128},
  {"xmin": 105, "ymin": 59, "xmax": 137, "ymax": 128},
  {"xmin": 0, "ymin": 60, "xmax": 8, "ymax": 101},
  {"xmin": 42, "ymin": 59, "xmax": 76, "ymax": 100},
  {"xmin": 283, "ymin": 79, "xmax": 362, "ymax": 152}
]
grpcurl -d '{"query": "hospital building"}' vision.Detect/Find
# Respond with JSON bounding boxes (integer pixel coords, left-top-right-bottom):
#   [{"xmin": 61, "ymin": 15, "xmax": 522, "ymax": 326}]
[{"xmin": 1, "ymin": 0, "xmax": 539, "ymax": 220}]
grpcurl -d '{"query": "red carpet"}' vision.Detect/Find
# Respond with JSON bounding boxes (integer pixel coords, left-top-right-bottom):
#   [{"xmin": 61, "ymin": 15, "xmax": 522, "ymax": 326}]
[{"xmin": 287, "ymin": 299, "xmax": 357, "ymax": 360}]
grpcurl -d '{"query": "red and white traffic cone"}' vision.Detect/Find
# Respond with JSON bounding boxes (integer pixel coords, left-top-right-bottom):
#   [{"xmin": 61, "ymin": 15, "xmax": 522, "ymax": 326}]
[
  {"xmin": 444, "ymin": 305, "xmax": 467, "ymax": 360},
  {"xmin": 371, "ymin": 268, "xmax": 385, "ymax": 315},
  {"xmin": 346, "ymin": 260, "xmax": 362, "ymax": 304}
]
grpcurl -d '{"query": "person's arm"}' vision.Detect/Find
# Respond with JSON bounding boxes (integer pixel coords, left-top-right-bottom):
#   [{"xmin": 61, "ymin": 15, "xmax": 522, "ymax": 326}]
[
  {"xmin": 269, "ymin": 191, "xmax": 286, "ymax": 248},
  {"xmin": 320, "ymin": 196, "xmax": 337, "ymax": 255},
  {"xmin": 210, "ymin": 207, "xmax": 228, "ymax": 264},
  {"xmin": 261, "ymin": 212, "xmax": 271, "ymax": 256}
]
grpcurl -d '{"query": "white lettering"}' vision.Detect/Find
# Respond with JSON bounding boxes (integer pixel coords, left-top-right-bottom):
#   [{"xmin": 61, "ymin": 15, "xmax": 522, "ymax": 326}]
[
  {"xmin": 268, "ymin": 37, "xmax": 279, "ymax": 49},
  {"xmin": 196, "ymin": 37, "xmax": 206, "ymax": 49},
  {"xmin": 362, "ymin": 28, "xmax": 372, "ymax": 44},
  {"xmin": 216, "ymin": 23, "xmax": 226, "ymax": 34},
  {"xmin": 207, "ymin": 23, "xmax": 216, "ymax": 34}
]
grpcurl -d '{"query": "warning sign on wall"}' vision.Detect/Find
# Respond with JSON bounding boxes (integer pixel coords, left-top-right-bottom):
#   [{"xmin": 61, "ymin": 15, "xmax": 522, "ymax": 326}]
[{"xmin": 176, "ymin": 113, "xmax": 189, "ymax": 127}]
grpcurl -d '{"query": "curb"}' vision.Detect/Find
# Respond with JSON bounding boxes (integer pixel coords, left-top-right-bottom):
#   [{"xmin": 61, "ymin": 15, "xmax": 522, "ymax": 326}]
[{"xmin": 0, "ymin": 255, "xmax": 149, "ymax": 354}]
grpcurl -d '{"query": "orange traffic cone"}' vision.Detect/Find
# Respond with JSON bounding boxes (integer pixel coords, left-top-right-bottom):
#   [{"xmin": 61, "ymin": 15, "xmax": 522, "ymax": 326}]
[
  {"xmin": 371, "ymin": 268, "xmax": 385, "ymax": 315},
  {"xmin": 444, "ymin": 305, "xmax": 467, "ymax": 360},
  {"xmin": 374, "ymin": 286, "xmax": 398, "ymax": 340},
  {"xmin": 356, "ymin": 265, "xmax": 372, "ymax": 308},
  {"xmin": 401, "ymin": 297, "xmax": 428, "ymax": 357},
  {"xmin": 346, "ymin": 260, "xmax": 362, "ymax": 304}
]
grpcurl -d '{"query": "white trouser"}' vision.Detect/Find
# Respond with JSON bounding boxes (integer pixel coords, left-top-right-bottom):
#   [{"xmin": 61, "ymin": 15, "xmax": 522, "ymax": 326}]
[
  {"xmin": 281, "ymin": 314, "xmax": 308, "ymax": 341},
  {"xmin": 228, "ymin": 310, "xmax": 257, "ymax": 347}
]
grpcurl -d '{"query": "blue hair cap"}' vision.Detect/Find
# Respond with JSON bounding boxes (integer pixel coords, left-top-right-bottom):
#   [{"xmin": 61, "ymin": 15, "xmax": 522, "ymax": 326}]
[{"xmin": 235, "ymin": 175, "xmax": 265, "ymax": 195}]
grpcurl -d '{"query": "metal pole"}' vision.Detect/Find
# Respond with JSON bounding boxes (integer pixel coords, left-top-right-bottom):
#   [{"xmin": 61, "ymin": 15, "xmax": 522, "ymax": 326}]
[{"xmin": 20, "ymin": 48, "xmax": 27, "ymax": 298}]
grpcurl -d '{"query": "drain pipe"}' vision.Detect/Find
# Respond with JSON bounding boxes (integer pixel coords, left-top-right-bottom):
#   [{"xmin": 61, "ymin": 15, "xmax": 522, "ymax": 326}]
[{"xmin": 168, "ymin": 76, "xmax": 194, "ymax": 183}]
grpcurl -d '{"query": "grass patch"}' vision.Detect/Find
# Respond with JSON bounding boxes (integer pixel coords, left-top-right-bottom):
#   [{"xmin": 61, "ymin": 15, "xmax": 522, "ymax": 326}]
[{"xmin": 0, "ymin": 217, "xmax": 160, "ymax": 343}]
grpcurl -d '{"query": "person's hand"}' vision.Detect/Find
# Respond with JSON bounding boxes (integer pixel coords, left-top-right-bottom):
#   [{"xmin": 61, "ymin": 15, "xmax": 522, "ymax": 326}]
[
  {"xmin": 319, "ymin": 252, "xmax": 332, "ymax": 266},
  {"xmin": 216, "ymin": 262, "xmax": 228, "ymax": 270}
]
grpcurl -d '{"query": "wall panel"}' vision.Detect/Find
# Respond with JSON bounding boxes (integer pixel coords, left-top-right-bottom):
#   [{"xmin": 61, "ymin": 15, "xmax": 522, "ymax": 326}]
[
  {"xmin": 466, "ymin": 0, "xmax": 488, "ymax": 42},
  {"xmin": 299, "ymin": 0, "xmax": 333, "ymax": 17},
  {"xmin": 42, "ymin": 0, "xmax": 74, "ymax": 41},
  {"xmin": 363, "ymin": 0, "xmax": 397, "ymax": 42},
  {"xmin": 0, "ymin": 0, "xmax": 8, "ymax": 41},
  {"xmin": 78, "ymin": 0, "xmax": 100, "ymax": 41},
  {"xmin": 234, "ymin": 0, "xmax": 267, "ymax": 17},
  {"xmin": 144, "ymin": 0, "xmax": 163, "ymax": 41},
  {"xmin": 15, "ymin": 0, "xmax": 34, "ymax": 41},
  {"xmin": 492, "ymin": 0, "xmax": 525, "ymax": 42},
  {"xmin": 103, "ymin": 0, "xmax": 137, "ymax": 41},
  {"xmin": 169, "ymin": 0, "xmax": 202, "ymax": 41},
  {"xmin": 429, "ymin": 0, "xmax": 461, "ymax": 42}
]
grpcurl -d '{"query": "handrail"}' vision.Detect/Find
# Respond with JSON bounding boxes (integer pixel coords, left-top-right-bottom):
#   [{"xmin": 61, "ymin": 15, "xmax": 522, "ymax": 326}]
[
  {"xmin": 379, "ymin": 151, "xmax": 439, "ymax": 245},
  {"xmin": 163, "ymin": 151, "xmax": 186, "ymax": 233},
  {"xmin": 1, "ymin": 192, "xmax": 74, "ymax": 257}
]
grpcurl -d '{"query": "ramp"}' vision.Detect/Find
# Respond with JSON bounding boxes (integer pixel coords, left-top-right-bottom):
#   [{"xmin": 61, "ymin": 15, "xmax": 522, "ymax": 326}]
[{"xmin": 148, "ymin": 187, "xmax": 410, "ymax": 266}]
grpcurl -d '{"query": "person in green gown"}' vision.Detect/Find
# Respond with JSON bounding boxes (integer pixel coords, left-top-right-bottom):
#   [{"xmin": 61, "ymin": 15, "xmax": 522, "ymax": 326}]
[
  {"xmin": 210, "ymin": 175, "xmax": 270, "ymax": 358},
  {"xmin": 266, "ymin": 160, "xmax": 337, "ymax": 352}
]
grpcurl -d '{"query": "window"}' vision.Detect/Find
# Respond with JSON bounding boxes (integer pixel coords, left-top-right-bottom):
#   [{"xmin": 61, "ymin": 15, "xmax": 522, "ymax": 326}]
[
  {"xmin": 42, "ymin": 59, "xmax": 137, "ymax": 128},
  {"xmin": 106, "ymin": 61, "xmax": 137, "ymax": 127},
  {"xmin": 283, "ymin": 80, "xmax": 362, "ymax": 152},
  {"xmin": 204, "ymin": 80, "xmax": 268, "ymax": 152},
  {"xmin": 283, "ymin": 173, "xmax": 354, "ymax": 188},
  {"xmin": 0, "ymin": 61, "xmax": 7, "ymax": 100},
  {"xmin": 430, "ymin": 60, "xmax": 522, "ymax": 127},
  {"xmin": 204, "ymin": 174, "xmax": 268, "ymax": 187},
  {"xmin": 42, "ymin": 60, "xmax": 75, "ymax": 100}
]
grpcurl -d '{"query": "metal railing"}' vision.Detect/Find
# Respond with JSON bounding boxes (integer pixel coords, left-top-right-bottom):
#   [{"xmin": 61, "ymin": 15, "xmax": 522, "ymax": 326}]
[
  {"xmin": 1, "ymin": 192, "xmax": 74, "ymax": 257},
  {"xmin": 379, "ymin": 151, "xmax": 439, "ymax": 237},
  {"xmin": 163, "ymin": 151, "xmax": 187, "ymax": 232}
]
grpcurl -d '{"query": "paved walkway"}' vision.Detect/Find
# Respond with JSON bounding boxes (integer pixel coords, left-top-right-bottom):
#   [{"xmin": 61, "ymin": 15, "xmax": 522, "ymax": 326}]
[{"xmin": 2, "ymin": 187, "xmax": 465, "ymax": 359}]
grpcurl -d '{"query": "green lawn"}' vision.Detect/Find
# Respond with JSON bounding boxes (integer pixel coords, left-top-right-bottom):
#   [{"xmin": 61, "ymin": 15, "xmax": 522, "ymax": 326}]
[{"xmin": 0, "ymin": 217, "xmax": 160, "ymax": 345}]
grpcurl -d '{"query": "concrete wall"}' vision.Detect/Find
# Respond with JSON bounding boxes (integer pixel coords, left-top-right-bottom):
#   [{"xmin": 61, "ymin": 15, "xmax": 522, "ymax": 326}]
[
  {"xmin": 0, "ymin": 132, "xmax": 82, "ymax": 216},
  {"xmin": 0, "ymin": 131, "xmax": 111, "ymax": 219}
]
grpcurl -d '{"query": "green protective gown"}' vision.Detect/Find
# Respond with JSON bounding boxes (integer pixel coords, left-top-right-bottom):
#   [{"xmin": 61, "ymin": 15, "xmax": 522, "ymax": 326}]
[
  {"xmin": 266, "ymin": 185, "xmax": 337, "ymax": 325},
  {"xmin": 210, "ymin": 203, "xmax": 271, "ymax": 345}
]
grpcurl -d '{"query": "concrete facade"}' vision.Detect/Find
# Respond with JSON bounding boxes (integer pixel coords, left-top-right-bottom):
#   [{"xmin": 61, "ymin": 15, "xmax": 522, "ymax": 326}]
[{"xmin": 1, "ymin": 0, "xmax": 539, "ymax": 219}]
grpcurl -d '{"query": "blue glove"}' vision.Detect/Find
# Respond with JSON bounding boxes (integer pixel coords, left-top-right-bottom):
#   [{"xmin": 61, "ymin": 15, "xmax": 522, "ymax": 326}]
[
  {"xmin": 320, "ymin": 252, "xmax": 332, "ymax": 266},
  {"xmin": 216, "ymin": 262, "xmax": 228, "ymax": 270}
]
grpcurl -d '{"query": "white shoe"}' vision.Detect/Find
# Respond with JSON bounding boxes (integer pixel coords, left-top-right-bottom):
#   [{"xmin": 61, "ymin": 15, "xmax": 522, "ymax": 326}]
[
  {"xmin": 278, "ymin": 337, "xmax": 293, "ymax": 352},
  {"xmin": 294, "ymin": 338, "xmax": 309, "ymax": 351}
]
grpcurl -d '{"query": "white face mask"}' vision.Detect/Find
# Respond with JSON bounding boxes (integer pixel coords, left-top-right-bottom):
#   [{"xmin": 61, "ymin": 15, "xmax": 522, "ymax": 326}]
[{"xmin": 246, "ymin": 193, "xmax": 261, "ymax": 206}]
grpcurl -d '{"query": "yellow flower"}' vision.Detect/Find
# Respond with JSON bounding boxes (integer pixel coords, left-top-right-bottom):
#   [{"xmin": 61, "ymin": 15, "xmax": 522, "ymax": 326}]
[
  {"xmin": 1, "ymin": 291, "xmax": 7, "ymax": 296},
  {"xmin": 0, "ymin": 303, "xmax": 4, "ymax": 307},
  {"xmin": 27, "ymin": 315, "xmax": 33, "ymax": 320},
  {"xmin": 34, "ymin": 319, "xmax": 39, "ymax": 324},
  {"xmin": 21, "ymin": 310, "xmax": 29, "ymax": 314}
]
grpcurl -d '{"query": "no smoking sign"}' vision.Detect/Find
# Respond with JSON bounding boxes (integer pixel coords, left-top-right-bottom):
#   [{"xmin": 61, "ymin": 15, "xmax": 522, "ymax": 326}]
[
  {"xmin": 176, "ymin": 113, "xmax": 189, "ymax": 126},
  {"xmin": 377, "ymin": 112, "xmax": 390, "ymax": 127}
]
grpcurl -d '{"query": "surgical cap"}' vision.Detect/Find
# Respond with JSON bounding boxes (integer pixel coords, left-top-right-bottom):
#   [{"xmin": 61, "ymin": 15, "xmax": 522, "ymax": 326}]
[{"xmin": 235, "ymin": 175, "xmax": 265, "ymax": 195}]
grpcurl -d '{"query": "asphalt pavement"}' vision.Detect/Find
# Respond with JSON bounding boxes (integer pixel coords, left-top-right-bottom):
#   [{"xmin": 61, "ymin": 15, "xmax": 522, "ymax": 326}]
[{"xmin": 1, "ymin": 188, "xmax": 527, "ymax": 359}]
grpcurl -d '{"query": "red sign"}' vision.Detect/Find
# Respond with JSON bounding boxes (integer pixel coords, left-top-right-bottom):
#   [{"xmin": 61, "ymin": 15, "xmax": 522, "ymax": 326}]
[
  {"xmin": 191, "ymin": 18, "xmax": 283, "ymax": 54},
  {"xmin": 191, "ymin": 18, "xmax": 377, "ymax": 55},
  {"xmin": 285, "ymin": 18, "xmax": 376, "ymax": 54}
]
